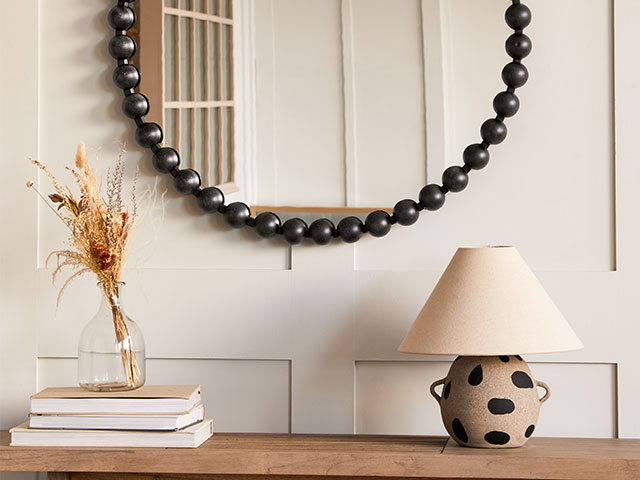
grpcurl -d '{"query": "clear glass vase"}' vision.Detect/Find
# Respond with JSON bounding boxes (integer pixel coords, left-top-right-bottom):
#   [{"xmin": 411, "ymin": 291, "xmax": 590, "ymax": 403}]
[{"xmin": 78, "ymin": 282, "xmax": 145, "ymax": 391}]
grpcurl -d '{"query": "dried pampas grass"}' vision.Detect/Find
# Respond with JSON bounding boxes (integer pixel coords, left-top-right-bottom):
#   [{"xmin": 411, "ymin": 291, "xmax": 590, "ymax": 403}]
[{"xmin": 28, "ymin": 143, "xmax": 141, "ymax": 388}]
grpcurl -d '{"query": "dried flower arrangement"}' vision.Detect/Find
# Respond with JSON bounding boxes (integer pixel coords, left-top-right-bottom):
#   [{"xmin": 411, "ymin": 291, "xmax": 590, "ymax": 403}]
[{"xmin": 27, "ymin": 143, "xmax": 141, "ymax": 388}]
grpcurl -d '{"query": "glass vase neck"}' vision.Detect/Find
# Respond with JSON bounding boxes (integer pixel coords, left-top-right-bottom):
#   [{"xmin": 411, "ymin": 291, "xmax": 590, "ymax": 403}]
[{"xmin": 97, "ymin": 281, "xmax": 125, "ymax": 305}]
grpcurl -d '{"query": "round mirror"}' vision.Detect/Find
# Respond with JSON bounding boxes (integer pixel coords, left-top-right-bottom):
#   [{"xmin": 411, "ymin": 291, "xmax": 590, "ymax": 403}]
[{"xmin": 108, "ymin": 0, "xmax": 532, "ymax": 245}]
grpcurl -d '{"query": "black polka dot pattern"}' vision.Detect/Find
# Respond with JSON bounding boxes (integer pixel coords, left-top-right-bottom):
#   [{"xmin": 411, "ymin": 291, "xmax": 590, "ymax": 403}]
[
  {"xmin": 488, "ymin": 398, "xmax": 515, "ymax": 415},
  {"xmin": 525, "ymin": 424, "xmax": 536, "ymax": 438},
  {"xmin": 444, "ymin": 381, "xmax": 451, "ymax": 399},
  {"xmin": 468, "ymin": 365, "xmax": 483, "ymax": 386},
  {"xmin": 484, "ymin": 431, "xmax": 511, "ymax": 445},
  {"xmin": 452, "ymin": 418, "xmax": 468, "ymax": 443},
  {"xmin": 511, "ymin": 370, "xmax": 534, "ymax": 388},
  {"xmin": 439, "ymin": 356, "xmax": 542, "ymax": 447}
]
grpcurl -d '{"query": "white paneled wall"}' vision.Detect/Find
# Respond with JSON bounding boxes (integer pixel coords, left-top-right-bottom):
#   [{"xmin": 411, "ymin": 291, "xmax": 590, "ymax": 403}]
[
  {"xmin": 356, "ymin": 361, "xmax": 617, "ymax": 438},
  {"xmin": 2, "ymin": 3, "xmax": 640, "ymax": 480},
  {"xmin": 38, "ymin": 358, "xmax": 290, "ymax": 432}
]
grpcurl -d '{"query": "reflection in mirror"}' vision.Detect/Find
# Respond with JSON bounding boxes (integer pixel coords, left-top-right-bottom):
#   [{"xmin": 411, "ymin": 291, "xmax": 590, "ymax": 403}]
[
  {"xmin": 138, "ymin": 0, "xmax": 237, "ymax": 193},
  {"xmin": 136, "ymin": 0, "xmax": 448, "ymax": 216}
]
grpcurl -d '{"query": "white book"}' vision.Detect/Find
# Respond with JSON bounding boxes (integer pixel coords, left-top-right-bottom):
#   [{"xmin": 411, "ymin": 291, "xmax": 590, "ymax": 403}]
[
  {"xmin": 30, "ymin": 385, "xmax": 201, "ymax": 415},
  {"xmin": 29, "ymin": 404, "xmax": 205, "ymax": 431},
  {"xmin": 10, "ymin": 419, "xmax": 213, "ymax": 448}
]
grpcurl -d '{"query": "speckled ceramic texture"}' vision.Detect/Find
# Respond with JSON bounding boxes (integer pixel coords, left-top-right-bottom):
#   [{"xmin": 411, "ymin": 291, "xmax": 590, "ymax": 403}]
[{"xmin": 431, "ymin": 355, "xmax": 549, "ymax": 448}]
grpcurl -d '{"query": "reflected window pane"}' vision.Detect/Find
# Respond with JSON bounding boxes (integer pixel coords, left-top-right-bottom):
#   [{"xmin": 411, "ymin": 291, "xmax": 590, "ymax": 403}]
[
  {"xmin": 180, "ymin": 108, "xmax": 193, "ymax": 168},
  {"xmin": 194, "ymin": 0, "xmax": 206, "ymax": 13},
  {"xmin": 194, "ymin": 108, "xmax": 207, "ymax": 183},
  {"xmin": 221, "ymin": 24, "xmax": 232, "ymax": 100},
  {"xmin": 207, "ymin": 0, "xmax": 219, "ymax": 15},
  {"xmin": 209, "ymin": 22, "xmax": 220, "ymax": 100},
  {"xmin": 210, "ymin": 108, "xmax": 221, "ymax": 184},
  {"xmin": 179, "ymin": 17, "xmax": 192, "ymax": 101},
  {"xmin": 164, "ymin": 108, "xmax": 178, "ymax": 148},
  {"xmin": 221, "ymin": 0, "xmax": 232, "ymax": 18},
  {"xmin": 195, "ymin": 20, "xmax": 206, "ymax": 101},
  {"xmin": 164, "ymin": 14, "xmax": 177, "ymax": 101},
  {"xmin": 222, "ymin": 107, "xmax": 234, "ymax": 183}
]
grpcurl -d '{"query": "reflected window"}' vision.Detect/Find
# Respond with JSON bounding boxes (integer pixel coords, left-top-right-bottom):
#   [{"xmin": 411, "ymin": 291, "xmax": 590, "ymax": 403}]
[{"xmin": 136, "ymin": 0, "xmax": 237, "ymax": 193}]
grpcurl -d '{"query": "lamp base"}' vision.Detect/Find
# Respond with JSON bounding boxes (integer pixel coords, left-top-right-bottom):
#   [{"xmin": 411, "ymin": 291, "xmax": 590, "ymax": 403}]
[{"xmin": 430, "ymin": 355, "xmax": 550, "ymax": 448}]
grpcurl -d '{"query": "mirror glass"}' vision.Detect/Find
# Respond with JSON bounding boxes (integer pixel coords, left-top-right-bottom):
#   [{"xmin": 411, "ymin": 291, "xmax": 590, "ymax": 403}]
[{"xmin": 135, "ymin": 0, "xmax": 450, "ymax": 216}]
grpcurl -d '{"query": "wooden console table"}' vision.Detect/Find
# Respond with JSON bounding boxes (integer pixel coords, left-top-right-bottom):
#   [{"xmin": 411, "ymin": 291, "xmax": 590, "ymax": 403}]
[{"xmin": 2, "ymin": 431, "xmax": 640, "ymax": 480}]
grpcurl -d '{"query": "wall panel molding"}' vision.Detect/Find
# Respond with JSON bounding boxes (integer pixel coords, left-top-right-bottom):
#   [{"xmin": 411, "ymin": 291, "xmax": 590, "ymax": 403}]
[
  {"xmin": 38, "ymin": 357, "xmax": 291, "ymax": 433},
  {"xmin": 355, "ymin": 361, "xmax": 617, "ymax": 438}
]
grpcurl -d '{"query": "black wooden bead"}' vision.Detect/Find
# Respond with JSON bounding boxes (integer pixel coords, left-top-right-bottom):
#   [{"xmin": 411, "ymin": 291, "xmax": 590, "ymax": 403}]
[
  {"xmin": 502, "ymin": 62, "xmax": 529, "ymax": 89},
  {"xmin": 505, "ymin": 33, "xmax": 532, "ymax": 60},
  {"xmin": 442, "ymin": 166, "xmax": 469, "ymax": 193},
  {"xmin": 112, "ymin": 64, "xmax": 140, "ymax": 89},
  {"xmin": 505, "ymin": 3, "xmax": 532, "ymax": 30},
  {"xmin": 282, "ymin": 218, "xmax": 308, "ymax": 245},
  {"xmin": 197, "ymin": 186, "xmax": 224, "ymax": 212},
  {"xmin": 493, "ymin": 91, "xmax": 520, "ymax": 118},
  {"xmin": 173, "ymin": 169, "xmax": 201, "ymax": 195},
  {"xmin": 255, "ymin": 212, "xmax": 281, "ymax": 238},
  {"xmin": 152, "ymin": 147, "xmax": 180, "ymax": 173},
  {"xmin": 309, "ymin": 218, "xmax": 335, "ymax": 245},
  {"xmin": 419, "ymin": 184, "xmax": 446, "ymax": 211},
  {"xmin": 365, "ymin": 210, "xmax": 392, "ymax": 237},
  {"xmin": 224, "ymin": 202, "xmax": 251, "ymax": 229},
  {"xmin": 481, "ymin": 119, "xmax": 507, "ymax": 145},
  {"xmin": 108, "ymin": 35, "xmax": 136, "ymax": 59},
  {"xmin": 121, "ymin": 93, "xmax": 149, "ymax": 118},
  {"xmin": 135, "ymin": 122, "xmax": 163, "ymax": 148},
  {"xmin": 107, "ymin": 6, "xmax": 135, "ymax": 30},
  {"xmin": 337, "ymin": 216, "xmax": 363, "ymax": 243},
  {"xmin": 393, "ymin": 199, "xmax": 420, "ymax": 226},
  {"xmin": 463, "ymin": 143, "xmax": 490, "ymax": 170}
]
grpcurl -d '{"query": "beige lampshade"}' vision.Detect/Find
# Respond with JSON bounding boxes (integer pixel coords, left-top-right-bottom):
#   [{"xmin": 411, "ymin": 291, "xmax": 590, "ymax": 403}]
[{"xmin": 398, "ymin": 246, "xmax": 583, "ymax": 356}]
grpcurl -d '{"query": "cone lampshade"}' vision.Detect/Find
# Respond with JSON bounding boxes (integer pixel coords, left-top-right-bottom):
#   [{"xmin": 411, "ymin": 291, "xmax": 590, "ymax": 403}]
[{"xmin": 398, "ymin": 246, "xmax": 583, "ymax": 356}]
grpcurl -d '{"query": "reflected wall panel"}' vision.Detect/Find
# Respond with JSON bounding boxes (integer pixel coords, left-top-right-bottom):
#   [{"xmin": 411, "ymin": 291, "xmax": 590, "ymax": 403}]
[{"xmin": 350, "ymin": 0, "xmax": 426, "ymax": 207}]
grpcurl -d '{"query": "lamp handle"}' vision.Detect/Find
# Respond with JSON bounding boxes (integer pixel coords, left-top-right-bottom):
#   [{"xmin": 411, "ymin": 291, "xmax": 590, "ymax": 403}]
[
  {"xmin": 430, "ymin": 378, "xmax": 446, "ymax": 404},
  {"xmin": 536, "ymin": 380, "xmax": 551, "ymax": 404}
]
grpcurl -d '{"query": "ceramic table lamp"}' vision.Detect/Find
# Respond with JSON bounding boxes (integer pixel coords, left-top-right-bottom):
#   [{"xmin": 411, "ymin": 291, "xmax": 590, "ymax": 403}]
[{"xmin": 398, "ymin": 246, "xmax": 583, "ymax": 448}]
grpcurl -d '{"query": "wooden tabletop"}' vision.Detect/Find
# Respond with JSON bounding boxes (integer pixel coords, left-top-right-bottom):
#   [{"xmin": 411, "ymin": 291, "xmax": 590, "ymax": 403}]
[{"xmin": 2, "ymin": 431, "xmax": 640, "ymax": 480}]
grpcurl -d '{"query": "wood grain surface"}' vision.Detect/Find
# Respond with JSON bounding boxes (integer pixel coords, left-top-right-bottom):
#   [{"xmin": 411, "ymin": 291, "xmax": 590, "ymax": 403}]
[{"xmin": 1, "ymin": 432, "xmax": 639, "ymax": 479}]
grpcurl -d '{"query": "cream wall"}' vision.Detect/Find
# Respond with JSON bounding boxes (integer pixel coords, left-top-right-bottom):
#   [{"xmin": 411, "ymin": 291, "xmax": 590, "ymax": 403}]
[{"xmin": 2, "ymin": 1, "xmax": 640, "ymax": 477}]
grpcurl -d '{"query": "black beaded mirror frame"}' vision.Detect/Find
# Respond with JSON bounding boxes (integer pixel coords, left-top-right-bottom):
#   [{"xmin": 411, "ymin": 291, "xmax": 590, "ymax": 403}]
[{"xmin": 108, "ymin": 0, "xmax": 532, "ymax": 246}]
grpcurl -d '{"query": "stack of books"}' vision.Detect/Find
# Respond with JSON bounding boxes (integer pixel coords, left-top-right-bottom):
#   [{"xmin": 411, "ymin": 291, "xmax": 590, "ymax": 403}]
[{"xmin": 10, "ymin": 385, "xmax": 212, "ymax": 448}]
